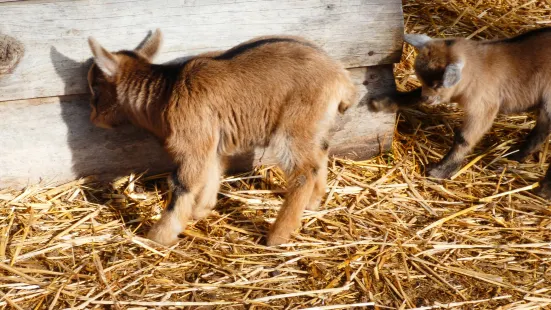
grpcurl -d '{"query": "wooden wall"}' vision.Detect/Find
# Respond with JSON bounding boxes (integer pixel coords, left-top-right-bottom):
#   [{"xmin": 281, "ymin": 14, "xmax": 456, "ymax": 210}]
[{"xmin": 0, "ymin": 0, "xmax": 403, "ymax": 188}]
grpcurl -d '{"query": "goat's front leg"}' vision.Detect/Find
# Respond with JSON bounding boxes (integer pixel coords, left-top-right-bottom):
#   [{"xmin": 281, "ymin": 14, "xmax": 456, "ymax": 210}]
[
  {"xmin": 147, "ymin": 168, "xmax": 197, "ymax": 245},
  {"xmin": 428, "ymin": 101, "xmax": 498, "ymax": 179},
  {"xmin": 192, "ymin": 155, "xmax": 224, "ymax": 220},
  {"xmin": 147, "ymin": 143, "xmax": 218, "ymax": 245}
]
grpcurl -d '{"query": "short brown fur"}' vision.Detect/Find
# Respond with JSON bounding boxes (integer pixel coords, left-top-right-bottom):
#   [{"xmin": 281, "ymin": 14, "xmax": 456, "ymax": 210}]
[
  {"xmin": 369, "ymin": 28, "xmax": 551, "ymax": 198},
  {"xmin": 87, "ymin": 29, "xmax": 356, "ymax": 246}
]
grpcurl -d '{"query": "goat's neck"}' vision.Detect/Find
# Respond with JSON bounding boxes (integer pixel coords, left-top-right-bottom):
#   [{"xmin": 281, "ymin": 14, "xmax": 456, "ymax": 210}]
[{"xmin": 118, "ymin": 65, "xmax": 177, "ymax": 139}]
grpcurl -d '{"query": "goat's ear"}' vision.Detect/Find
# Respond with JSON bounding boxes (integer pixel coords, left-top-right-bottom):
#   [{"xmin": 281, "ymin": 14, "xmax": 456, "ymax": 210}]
[
  {"xmin": 88, "ymin": 37, "xmax": 118, "ymax": 77},
  {"xmin": 404, "ymin": 33, "xmax": 432, "ymax": 49},
  {"xmin": 443, "ymin": 61, "xmax": 464, "ymax": 88},
  {"xmin": 135, "ymin": 29, "xmax": 162, "ymax": 60}
]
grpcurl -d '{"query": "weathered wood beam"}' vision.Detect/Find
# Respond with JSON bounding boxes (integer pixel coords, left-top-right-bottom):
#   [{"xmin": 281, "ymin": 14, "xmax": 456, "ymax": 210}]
[{"xmin": 0, "ymin": 0, "xmax": 404, "ymax": 101}]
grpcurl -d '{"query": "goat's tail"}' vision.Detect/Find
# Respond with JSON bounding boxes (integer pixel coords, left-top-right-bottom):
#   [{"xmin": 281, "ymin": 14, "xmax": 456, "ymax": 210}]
[{"xmin": 337, "ymin": 72, "xmax": 357, "ymax": 114}]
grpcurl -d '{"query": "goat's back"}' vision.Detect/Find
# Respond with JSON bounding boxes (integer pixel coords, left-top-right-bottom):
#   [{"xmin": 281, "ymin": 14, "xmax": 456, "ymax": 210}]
[
  {"xmin": 166, "ymin": 36, "xmax": 356, "ymax": 156},
  {"xmin": 438, "ymin": 31, "xmax": 551, "ymax": 113}
]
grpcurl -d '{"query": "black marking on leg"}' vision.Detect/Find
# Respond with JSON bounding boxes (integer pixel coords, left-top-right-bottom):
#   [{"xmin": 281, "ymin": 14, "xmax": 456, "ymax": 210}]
[
  {"xmin": 312, "ymin": 166, "xmax": 319, "ymax": 176},
  {"xmin": 453, "ymin": 129, "xmax": 468, "ymax": 146},
  {"xmin": 321, "ymin": 139, "xmax": 329, "ymax": 151},
  {"xmin": 170, "ymin": 170, "xmax": 189, "ymax": 194},
  {"xmin": 167, "ymin": 169, "xmax": 189, "ymax": 211},
  {"xmin": 166, "ymin": 195, "xmax": 177, "ymax": 212}
]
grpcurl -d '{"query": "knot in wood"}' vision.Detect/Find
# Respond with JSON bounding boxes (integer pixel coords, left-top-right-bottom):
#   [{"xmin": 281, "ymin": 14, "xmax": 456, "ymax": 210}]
[{"xmin": 0, "ymin": 34, "xmax": 25, "ymax": 75}]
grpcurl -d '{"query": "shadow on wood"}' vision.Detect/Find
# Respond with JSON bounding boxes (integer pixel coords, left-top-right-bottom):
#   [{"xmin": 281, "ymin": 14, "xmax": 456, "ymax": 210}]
[{"xmin": 49, "ymin": 47, "xmax": 174, "ymax": 182}]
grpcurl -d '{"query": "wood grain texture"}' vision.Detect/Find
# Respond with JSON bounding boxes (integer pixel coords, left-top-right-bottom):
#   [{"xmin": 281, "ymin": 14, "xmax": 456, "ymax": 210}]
[
  {"xmin": 0, "ymin": 66, "xmax": 396, "ymax": 189},
  {"xmin": 0, "ymin": 0, "xmax": 404, "ymax": 101}
]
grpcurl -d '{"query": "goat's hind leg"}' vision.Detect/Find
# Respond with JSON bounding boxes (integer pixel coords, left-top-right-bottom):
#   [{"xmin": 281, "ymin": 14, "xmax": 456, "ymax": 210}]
[
  {"xmin": 509, "ymin": 107, "xmax": 551, "ymax": 162},
  {"xmin": 529, "ymin": 100, "xmax": 551, "ymax": 199},
  {"xmin": 267, "ymin": 163, "xmax": 317, "ymax": 246},
  {"xmin": 306, "ymin": 143, "xmax": 329, "ymax": 211},
  {"xmin": 267, "ymin": 142, "xmax": 320, "ymax": 246},
  {"xmin": 536, "ymin": 165, "xmax": 551, "ymax": 199}
]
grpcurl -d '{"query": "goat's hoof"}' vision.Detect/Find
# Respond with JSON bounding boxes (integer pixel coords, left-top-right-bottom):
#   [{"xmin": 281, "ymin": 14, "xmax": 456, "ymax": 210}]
[
  {"xmin": 426, "ymin": 163, "xmax": 454, "ymax": 180},
  {"xmin": 146, "ymin": 226, "xmax": 180, "ymax": 246},
  {"xmin": 306, "ymin": 198, "xmax": 321, "ymax": 211},
  {"xmin": 192, "ymin": 208, "xmax": 213, "ymax": 220},
  {"xmin": 266, "ymin": 233, "xmax": 290, "ymax": 246}
]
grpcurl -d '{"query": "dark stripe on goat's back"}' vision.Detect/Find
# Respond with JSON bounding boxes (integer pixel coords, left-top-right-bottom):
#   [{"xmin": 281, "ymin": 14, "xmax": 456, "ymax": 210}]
[
  {"xmin": 484, "ymin": 27, "xmax": 551, "ymax": 44},
  {"xmin": 214, "ymin": 38, "xmax": 316, "ymax": 60}
]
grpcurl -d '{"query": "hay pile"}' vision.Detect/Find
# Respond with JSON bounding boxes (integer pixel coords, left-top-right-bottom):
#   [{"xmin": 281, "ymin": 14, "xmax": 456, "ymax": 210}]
[{"xmin": 2, "ymin": 1, "xmax": 551, "ymax": 309}]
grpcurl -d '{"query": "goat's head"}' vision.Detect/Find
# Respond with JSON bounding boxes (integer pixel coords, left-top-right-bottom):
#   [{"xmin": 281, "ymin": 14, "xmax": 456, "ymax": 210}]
[
  {"xmin": 405, "ymin": 33, "xmax": 465, "ymax": 105},
  {"xmin": 87, "ymin": 29, "xmax": 163, "ymax": 128}
]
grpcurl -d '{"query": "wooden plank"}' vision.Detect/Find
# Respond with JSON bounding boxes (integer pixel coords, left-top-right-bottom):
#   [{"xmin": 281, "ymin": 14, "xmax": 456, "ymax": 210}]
[
  {"xmin": 0, "ymin": 66, "xmax": 396, "ymax": 189},
  {"xmin": 0, "ymin": 0, "xmax": 404, "ymax": 101}
]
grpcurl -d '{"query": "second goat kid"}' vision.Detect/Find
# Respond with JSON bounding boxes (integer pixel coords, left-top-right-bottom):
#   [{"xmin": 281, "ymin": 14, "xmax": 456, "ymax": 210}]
[{"xmin": 370, "ymin": 28, "xmax": 551, "ymax": 199}]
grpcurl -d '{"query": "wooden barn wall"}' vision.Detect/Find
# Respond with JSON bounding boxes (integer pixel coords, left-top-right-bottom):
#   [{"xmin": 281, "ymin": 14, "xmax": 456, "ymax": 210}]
[{"xmin": 0, "ymin": 0, "xmax": 403, "ymax": 188}]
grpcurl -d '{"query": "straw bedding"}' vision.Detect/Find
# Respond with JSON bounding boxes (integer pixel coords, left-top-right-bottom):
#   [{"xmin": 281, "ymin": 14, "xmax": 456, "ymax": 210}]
[{"xmin": 1, "ymin": 1, "xmax": 551, "ymax": 309}]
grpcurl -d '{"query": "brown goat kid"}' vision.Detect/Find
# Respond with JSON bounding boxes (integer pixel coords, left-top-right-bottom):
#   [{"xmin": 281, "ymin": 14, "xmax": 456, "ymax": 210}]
[
  {"xmin": 369, "ymin": 28, "xmax": 551, "ymax": 198},
  {"xmin": 87, "ymin": 30, "xmax": 356, "ymax": 246}
]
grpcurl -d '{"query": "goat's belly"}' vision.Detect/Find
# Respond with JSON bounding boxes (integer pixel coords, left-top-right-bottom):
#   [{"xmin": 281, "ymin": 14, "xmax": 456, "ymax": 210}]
[
  {"xmin": 499, "ymin": 100, "xmax": 539, "ymax": 115},
  {"xmin": 217, "ymin": 131, "xmax": 269, "ymax": 157}
]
